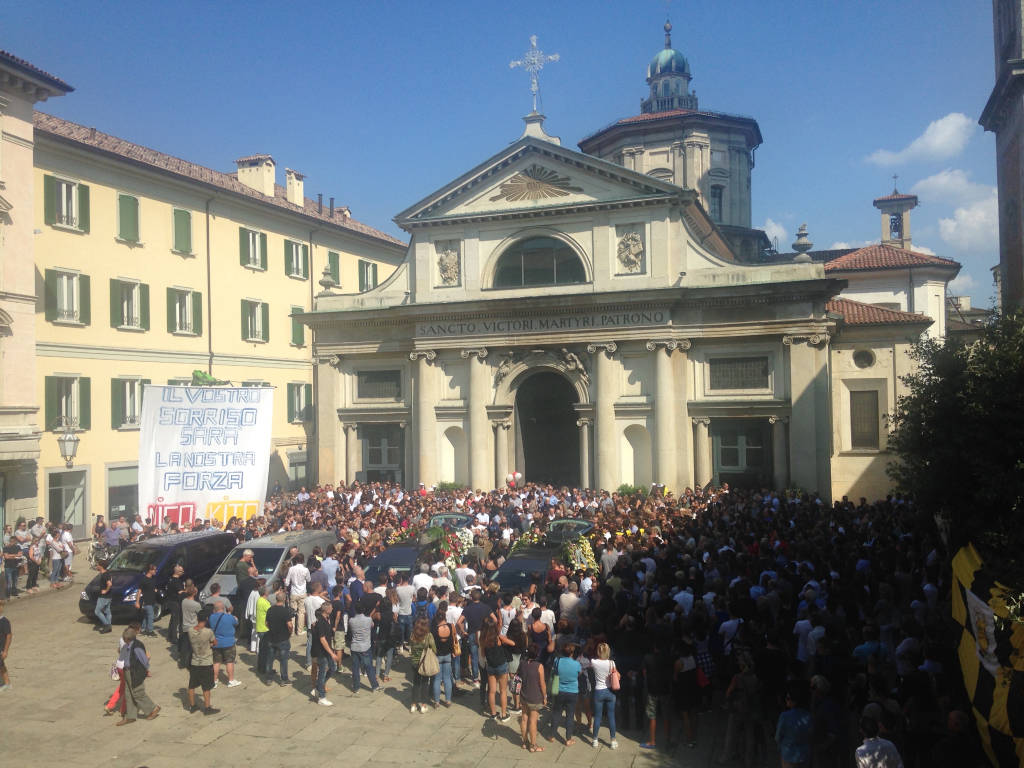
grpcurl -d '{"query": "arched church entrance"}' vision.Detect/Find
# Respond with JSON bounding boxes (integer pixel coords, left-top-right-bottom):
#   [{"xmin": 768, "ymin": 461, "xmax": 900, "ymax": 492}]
[{"xmin": 514, "ymin": 371, "xmax": 580, "ymax": 487}]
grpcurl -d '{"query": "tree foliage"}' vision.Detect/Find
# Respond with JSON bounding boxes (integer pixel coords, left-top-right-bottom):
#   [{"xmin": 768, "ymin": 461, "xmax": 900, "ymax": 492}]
[{"xmin": 887, "ymin": 310, "xmax": 1024, "ymax": 571}]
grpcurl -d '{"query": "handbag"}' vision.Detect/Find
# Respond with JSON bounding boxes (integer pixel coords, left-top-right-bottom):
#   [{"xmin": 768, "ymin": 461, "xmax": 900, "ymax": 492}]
[
  {"xmin": 109, "ymin": 663, "xmax": 120, "ymax": 682},
  {"xmin": 452, "ymin": 626, "xmax": 461, "ymax": 657},
  {"xmin": 549, "ymin": 657, "xmax": 560, "ymax": 696},
  {"xmin": 418, "ymin": 645, "xmax": 440, "ymax": 677},
  {"xmin": 509, "ymin": 672, "xmax": 523, "ymax": 696},
  {"xmin": 578, "ymin": 667, "xmax": 593, "ymax": 697},
  {"xmin": 607, "ymin": 661, "xmax": 621, "ymax": 691}
]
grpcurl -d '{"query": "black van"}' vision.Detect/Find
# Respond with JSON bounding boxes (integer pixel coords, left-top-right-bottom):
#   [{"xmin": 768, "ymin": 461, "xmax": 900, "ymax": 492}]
[{"xmin": 79, "ymin": 530, "xmax": 236, "ymax": 624}]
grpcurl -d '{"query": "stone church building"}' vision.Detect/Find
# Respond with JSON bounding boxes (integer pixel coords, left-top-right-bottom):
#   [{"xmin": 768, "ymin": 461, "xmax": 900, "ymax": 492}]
[{"xmin": 304, "ymin": 25, "xmax": 958, "ymax": 501}]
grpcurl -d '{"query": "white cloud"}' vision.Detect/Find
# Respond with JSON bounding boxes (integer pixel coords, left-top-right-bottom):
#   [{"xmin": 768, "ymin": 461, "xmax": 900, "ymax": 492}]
[
  {"xmin": 911, "ymin": 168, "xmax": 993, "ymax": 205},
  {"xmin": 867, "ymin": 113, "xmax": 976, "ymax": 166},
  {"xmin": 910, "ymin": 243, "xmax": 936, "ymax": 255},
  {"xmin": 948, "ymin": 272, "xmax": 977, "ymax": 294},
  {"xmin": 938, "ymin": 190, "xmax": 999, "ymax": 253},
  {"xmin": 763, "ymin": 218, "xmax": 787, "ymax": 247}
]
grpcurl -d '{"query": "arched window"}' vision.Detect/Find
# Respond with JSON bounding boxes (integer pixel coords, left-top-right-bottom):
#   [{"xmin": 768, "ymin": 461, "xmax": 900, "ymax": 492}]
[{"xmin": 492, "ymin": 236, "xmax": 586, "ymax": 289}]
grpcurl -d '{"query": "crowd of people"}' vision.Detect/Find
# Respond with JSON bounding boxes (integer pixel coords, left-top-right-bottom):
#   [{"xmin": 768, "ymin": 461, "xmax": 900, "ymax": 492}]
[
  {"xmin": 6, "ymin": 480, "xmax": 986, "ymax": 764},
  {"xmin": 2, "ymin": 518, "xmax": 80, "ymax": 596}
]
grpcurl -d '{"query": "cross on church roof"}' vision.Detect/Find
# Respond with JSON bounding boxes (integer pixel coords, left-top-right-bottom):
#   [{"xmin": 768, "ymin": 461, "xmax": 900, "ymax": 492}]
[{"xmin": 510, "ymin": 35, "xmax": 559, "ymax": 113}]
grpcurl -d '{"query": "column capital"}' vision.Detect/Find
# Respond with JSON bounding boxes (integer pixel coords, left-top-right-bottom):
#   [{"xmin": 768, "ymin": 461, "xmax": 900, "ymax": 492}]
[
  {"xmin": 409, "ymin": 349, "xmax": 437, "ymax": 362},
  {"xmin": 576, "ymin": 416, "xmax": 593, "ymax": 428},
  {"xmin": 782, "ymin": 333, "xmax": 830, "ymax": 347},
  {"xmin": 490, "ymin": 419, "xmax": 511, "ymax": 431},
  {"xmin": 645, "ymin": 338, "xmax": 692, "ymax": 354},
  {"xmin": 460, "ymin": 346, "xmax": 489, "ymax": 360},
  {"xmin": 586, "ymin": 341, "xmax": 618, "ymax": 357},
  {"xmin": 691, "ymin": 416, "xmax": 711, "ymax": 426},
  {"xmin": 342, "ymin": 422, "xmax": 358, "ymax": 433},
  {"xmin": 316, "ymin": 353, "xmax": 344, "ymax": 370},
  {"xmin": 768, "ymin": 415, "xmax": 789, "ymax": 425}
]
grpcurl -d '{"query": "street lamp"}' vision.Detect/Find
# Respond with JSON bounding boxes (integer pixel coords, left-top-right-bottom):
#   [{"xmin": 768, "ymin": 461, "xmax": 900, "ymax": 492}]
[{"xmin": 56, "ymin": 419, "xmax": 80, "ymax": 469}]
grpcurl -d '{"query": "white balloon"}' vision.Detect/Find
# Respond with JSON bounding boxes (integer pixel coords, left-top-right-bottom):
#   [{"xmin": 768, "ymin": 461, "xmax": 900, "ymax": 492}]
[
  {"xmin": 513, "ymin": 471, "xmax": 523, "ymax": 481},
  {"xmin": 505, "ymin": 473, "xmax": 514, "ymax": 483}
]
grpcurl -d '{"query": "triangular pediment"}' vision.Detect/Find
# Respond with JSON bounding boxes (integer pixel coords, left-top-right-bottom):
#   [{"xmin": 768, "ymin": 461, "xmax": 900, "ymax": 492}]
[{"xmin": 395, "ymin": 138, "xmax": 684, "ymax": 228}]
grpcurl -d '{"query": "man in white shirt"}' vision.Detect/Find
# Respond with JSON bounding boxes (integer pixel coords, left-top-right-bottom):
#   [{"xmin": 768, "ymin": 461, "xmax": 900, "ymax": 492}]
[
  {"xmin": 285, "ymin": 554, "xmax": 311, "ymax": 634},
  {"xmin": 303, "ymin": 583, "xmax": 327, "ymax": 671},
  {"xmin": 674, "ymin": 585, "xmax": 695, "ymax": 615},
  {"xmin": 412, "ymin": 563, "xmax": 434, "ymax": 593},
  {"xmin": 454, "ymin": 560, "xmax": 476, "ymax": 593},
  {"xmin": 433, "ymin": 566, "xmax": 455, "ymax": 596}
]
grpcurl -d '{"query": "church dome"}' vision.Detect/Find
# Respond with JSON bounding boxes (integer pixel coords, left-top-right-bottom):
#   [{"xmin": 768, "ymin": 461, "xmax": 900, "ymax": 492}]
[
  {"xmin": 647, "ymin": 47, "xmax": 689, "ymax": 80},
  {"xmin": 646, "ymin": 21, "xmax": 689, "ymax": 80}
]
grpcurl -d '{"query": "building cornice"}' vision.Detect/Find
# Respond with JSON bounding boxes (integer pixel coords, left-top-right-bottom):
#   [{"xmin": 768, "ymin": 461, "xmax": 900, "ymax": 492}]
[
  {"xmin": 980, "ymin": 59, "xmax": 1024, "ymax": 132},
  {"xmin": 37, "ymin": 342, "xmax": 311, "ymax": 369}
]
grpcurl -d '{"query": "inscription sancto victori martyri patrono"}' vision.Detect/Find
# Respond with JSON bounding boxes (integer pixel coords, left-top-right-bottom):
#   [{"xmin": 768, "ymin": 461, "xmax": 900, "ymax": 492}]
[{"xmin": 414, "ymin": 308, "xmax": 670, "ymax": 338}]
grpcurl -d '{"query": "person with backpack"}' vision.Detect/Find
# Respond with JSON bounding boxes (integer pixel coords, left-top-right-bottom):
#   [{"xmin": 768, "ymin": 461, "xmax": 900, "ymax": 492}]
[
  {"xmin": 409, "ymin": 616, "xmax": 437, "ymax": 713},
  {"xmin": 430, "ymin": 602, "xmax": 456, "ymax": 708},
  {"xmin": 411, "ymin": 587, "xmax": 436, "ymax": 625},
  {"xmin": 118, "ymin": 626, "xmax": 160, "ymax": 725}
]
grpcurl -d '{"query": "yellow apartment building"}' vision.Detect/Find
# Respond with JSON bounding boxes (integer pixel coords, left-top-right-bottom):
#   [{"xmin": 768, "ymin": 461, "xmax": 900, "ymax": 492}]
[
  {"xmin": 0, "ymin": 52, "xmax": 71, "ymax": 530},
  {"xmin": 32, "ymin": 114, "xmax": 405, "ymax": 536}
]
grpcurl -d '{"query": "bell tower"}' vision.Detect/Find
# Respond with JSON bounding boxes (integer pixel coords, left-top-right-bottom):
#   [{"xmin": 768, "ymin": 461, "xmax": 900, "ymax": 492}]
[
  {"xmin": 872, "ymin": 181, "xmax": 918, "ymax": 249},
  {"xmin": 641, "ymin": 20, "xmax": 698, "ymax": 114}
]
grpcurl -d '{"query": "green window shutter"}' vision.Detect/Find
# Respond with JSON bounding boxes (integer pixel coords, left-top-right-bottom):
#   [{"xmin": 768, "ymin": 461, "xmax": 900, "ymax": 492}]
[
  {"xmin": 44, "ymin": 175, "xmax": 56, "ymax": 225},
  {"xmin": 302, "ymin": 245, "xmax": 309, "ymax": 278},
  {"xmin": 192, "ymin": 291, "xmax": 202, "ymax": 336},
  {"xmin": 141, "ymin": 379, "xmax": 151, "ymax": 414},
  {"xmin": 45, "ymin": 269, "xmax": 58, "ymax": 321},
  {"xmin": 372, "ymin": 263, "xmax": 378, "ymax": 288},
  {"xmin": 44, "ymin": 376, "xmax": 58, "ymax": 430},
  {"xmin": 173, "ymin": 209, "xmax": 191, "ymax": 253},
  {"xmin": 240, "ymin": 299, "xmax": 249, "ymax": 340},
  {"xmin": 285, "ymin": 241, "xmax": 293, "ymax": 276},
  {"xmin": 291, "ymin": 306, "xmax": 304, "ymax": 346},
  {"xmin": 328, "ymin": 251, "xmax": 339, "ymax": 285},
  {"xmin": 259, "ymin": 233, "xmax": 268, "ymax": 270},
  {"xmin": 111, "ymin": 378, "xmax": 124, "ymax": 429},
  {"xmin": 78, "ymin": 184, "xmax": 90, "ymax": 232},
  {"xmin": 78, "ymin": 377, "xmax": 91, "ymax": 430},
  {"xmin": 79, "ymin": 274, "xmax": 91, "ymax": 325},
  {"xmin": 110, "ymin": 279, "xmax": 121, "ymax": 328},
  {"xmin": 358, "ymin": 262, "xmax": 366, "ymax": 292},
  {"xmin": 118, "ymin": 194, "xmax": 139, "ymax": 242},
  {"xmin": 287, "ymin": 383, "xmax": 296, "ymax": 423},
  {"xmin": 303, "ymin": 383, "xmax": 312, "ymax": 421},
  {"xmin": 239, "ymin": 227, "xmax": 249, "ymax": 266},
  {"xmin": 166, "ymin": 288, "xmax": 176, "ymax": 332},
  {"xmin": 139, "ymin": 283, "xmax": 150, "ymax": 330},
  {"xmin": 260, "ymin": 302, "xmax": 269, "ymax": 342}
]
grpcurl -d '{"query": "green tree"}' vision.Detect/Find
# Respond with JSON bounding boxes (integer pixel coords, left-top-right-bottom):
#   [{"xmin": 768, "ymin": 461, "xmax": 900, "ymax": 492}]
[{"xmin": 887, "ymin": 310, "xmax": 1024, "ymax": 571}]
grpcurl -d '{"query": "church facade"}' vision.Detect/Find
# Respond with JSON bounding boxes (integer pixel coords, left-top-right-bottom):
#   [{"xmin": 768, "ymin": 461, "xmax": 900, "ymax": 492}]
[{"xmin": 305, "ymin": 28, "xmax": 957, "ymax": 501}]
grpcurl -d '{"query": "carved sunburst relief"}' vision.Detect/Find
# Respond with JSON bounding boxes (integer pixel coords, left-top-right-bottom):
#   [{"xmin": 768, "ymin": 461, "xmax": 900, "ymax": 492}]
[{"xmin": 489, "ymin": 164, "xmax": 584, "ymax": 202}]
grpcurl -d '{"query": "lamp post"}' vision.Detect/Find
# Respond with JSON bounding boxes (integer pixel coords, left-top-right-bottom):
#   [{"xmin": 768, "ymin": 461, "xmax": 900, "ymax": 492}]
[{"xmin": 56, "ymin": 419, "xmax": 80, "ymax": 469}]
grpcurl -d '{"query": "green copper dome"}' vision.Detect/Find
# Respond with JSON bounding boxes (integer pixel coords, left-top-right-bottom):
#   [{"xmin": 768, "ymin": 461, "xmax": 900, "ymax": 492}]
[{"xmin": 647, "ymin": 47, "xmax": 689, "ymax": 80}]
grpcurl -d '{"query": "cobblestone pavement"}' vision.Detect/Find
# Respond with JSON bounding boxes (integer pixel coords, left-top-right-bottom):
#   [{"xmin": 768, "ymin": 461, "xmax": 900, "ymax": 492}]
[{"xmin": 1, "ymin": 581, "xmax": 728, "ymax": 768}]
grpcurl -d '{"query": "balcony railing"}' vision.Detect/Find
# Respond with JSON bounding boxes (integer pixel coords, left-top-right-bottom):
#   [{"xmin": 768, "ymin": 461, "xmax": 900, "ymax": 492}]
[
  {"xmin": 57, "ymin": 308, "xmax": 80, "ymax": 322},
  {"xmin": 56, "ymin": 213, "xmax": 78, "ymax": 228}
]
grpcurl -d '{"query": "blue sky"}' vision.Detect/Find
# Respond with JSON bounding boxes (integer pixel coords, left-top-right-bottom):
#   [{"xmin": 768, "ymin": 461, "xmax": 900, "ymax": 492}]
[{"xmin": 8, "ymin": 0, "xmax": 998, "ymax": 303}]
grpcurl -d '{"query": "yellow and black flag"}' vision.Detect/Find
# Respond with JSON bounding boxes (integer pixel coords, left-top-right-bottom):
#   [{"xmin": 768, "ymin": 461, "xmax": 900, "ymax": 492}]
[{"xmin": 952, "ymin": 544, "xmax": 1024, "ymax": 766}]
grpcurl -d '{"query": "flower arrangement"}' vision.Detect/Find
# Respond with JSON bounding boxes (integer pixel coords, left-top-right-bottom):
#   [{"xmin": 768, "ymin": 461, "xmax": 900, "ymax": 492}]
[{"xmin": 563, "ymin": 536, "xmax": 598, "ymax": 572}]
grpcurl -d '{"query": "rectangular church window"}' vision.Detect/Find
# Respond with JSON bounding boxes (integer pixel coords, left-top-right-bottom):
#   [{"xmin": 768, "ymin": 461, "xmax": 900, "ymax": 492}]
[
  {"xmin": 357, "ymin": 370, "xmax": 401, "ymax": 399},
  {"xmin": 708, "ymin": 357, "xmax": 770, "ymax": 390},
  {"xmin": 850, "ymin": 390, "xmax": 880, "ymax": 449}
]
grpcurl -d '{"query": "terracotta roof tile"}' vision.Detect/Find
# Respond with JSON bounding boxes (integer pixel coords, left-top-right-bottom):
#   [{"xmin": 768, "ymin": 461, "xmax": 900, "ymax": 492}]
[
  {"xmin": 34, "ymin": 112, "xmax": 405, "ymax": 248},
  {"xmin": 0, "ymin": 50, "xmax": 73, "ymax": 92},
  {"xmin": 614, "ymin": 108, "xmax": 758, "ymax": 125},
  {"xmin": 873, "ymin": 191, "xmax": 918, "ymax": 203},
  {"xmin": 235, "ymin": 154, "xmax": 273, "ymax": 164},
  {"xmin": 826, "ymin": 297, "xmax": 932, "ymax": 326},
  {"xmin": 822, "ymin": 243, "xmax": 958, "ymax": 273}
]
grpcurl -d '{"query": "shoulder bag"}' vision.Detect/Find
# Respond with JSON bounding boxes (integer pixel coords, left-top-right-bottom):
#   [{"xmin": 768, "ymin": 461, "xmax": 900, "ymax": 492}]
[
  {"xmin": 607, "ymin": 661, "xmax": 621, "ymax": 691},
  {"xmin": 418, "ymin": 644, "xmax": 440, "ymax": 677}
]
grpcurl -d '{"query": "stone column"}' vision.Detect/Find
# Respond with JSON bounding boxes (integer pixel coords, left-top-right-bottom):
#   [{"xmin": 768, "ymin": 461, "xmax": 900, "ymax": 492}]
[
  {"xmin": 692, "ymin": 417, "xmax": 712, "ymax": 488},
  {"xmin": 344, "ymin": 423, "xmax": 359, "ymax": 485},
  {"xmin": 462, "ymin": 347, "xmax": 490, "ymax": 490},
  {"xmin": 399, "ymin": 420, "xmax": 410, "ymax": 488},
  {"xmin": 785, "ymin": 334, "xmax": 829, "ymax": 493},
  {"xmin": 587, "ymin": 341, "xmax": 617, "ymax": 490},
  {"xmin": 769, "ymin": 416, "xmax": 789, "ymax": 491},
  {"xmin": 410, "ymin": 350, "xmax": 437, "ymax": 488},
  {"xmin": 576, "ymin": 417, "xmax": 592, "ymax": 489},
  {"xmin": 493, "ymin": 419, "xmax": 510, "ymax": 489},
  {"xmin": 647, "ymin": 339, "xmax": 690, "ymax": 491}
]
